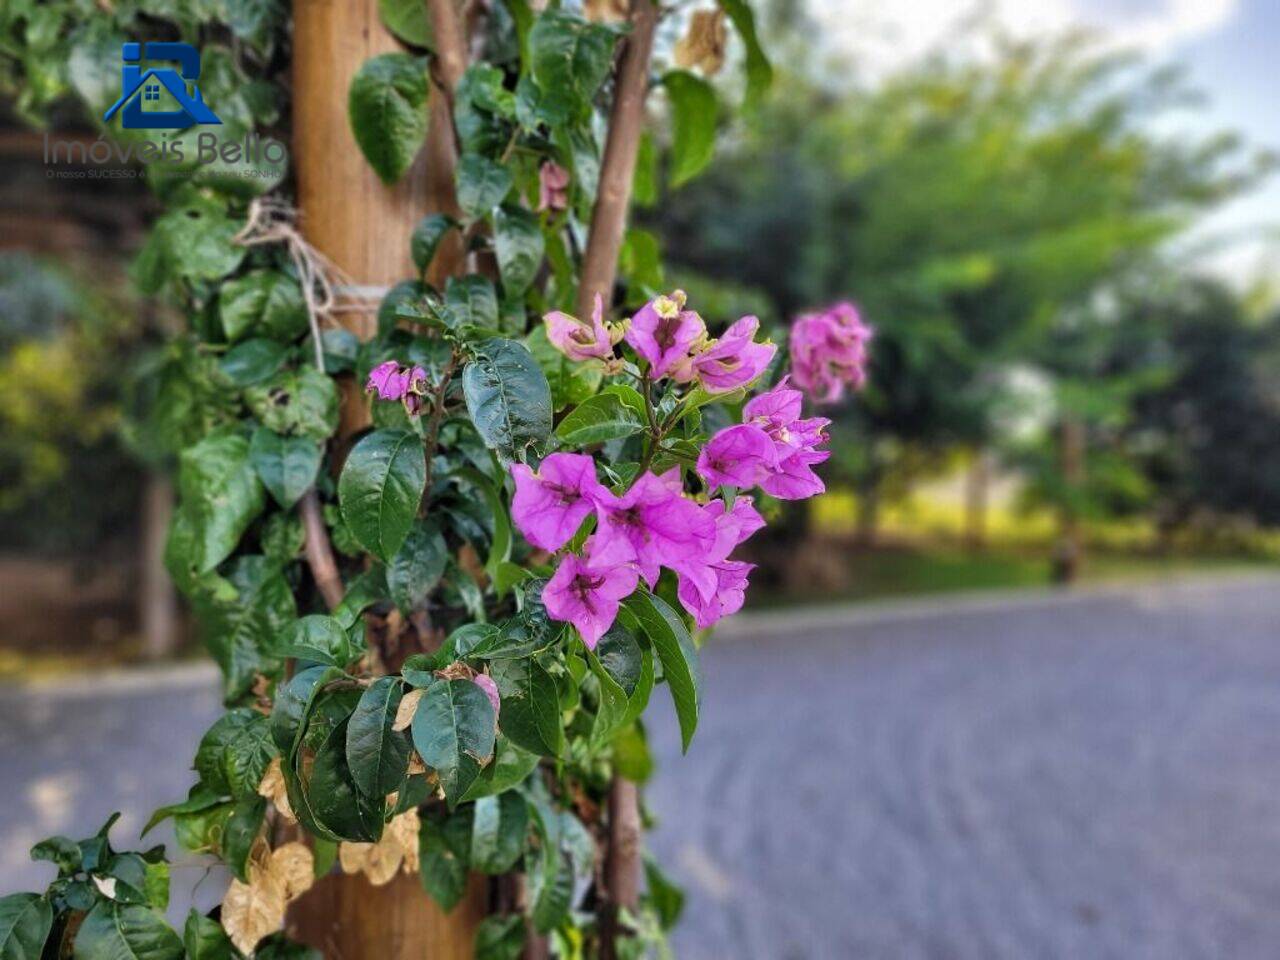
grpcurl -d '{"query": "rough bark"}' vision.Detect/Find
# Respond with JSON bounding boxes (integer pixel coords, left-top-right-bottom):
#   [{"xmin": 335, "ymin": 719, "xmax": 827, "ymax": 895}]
[
  {"xmin": 286, "ymin": 0, "xmax": 486, "ymax": 953},
  {"xmin": 299, "ymin": 489, "xmax": 344, "ymax": 611}
]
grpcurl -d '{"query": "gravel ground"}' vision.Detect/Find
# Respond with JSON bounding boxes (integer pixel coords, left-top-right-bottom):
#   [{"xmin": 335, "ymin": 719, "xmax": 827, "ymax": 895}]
[{"xmin": 4, "ymin": 574, "xmax": 1280, "ymax": 959}]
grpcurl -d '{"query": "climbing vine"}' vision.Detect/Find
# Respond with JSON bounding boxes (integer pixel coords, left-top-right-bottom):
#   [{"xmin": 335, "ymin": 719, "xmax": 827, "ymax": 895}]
[{"xmin": 0, "ymin": 1, "xmax": 867, "ymax": 958}]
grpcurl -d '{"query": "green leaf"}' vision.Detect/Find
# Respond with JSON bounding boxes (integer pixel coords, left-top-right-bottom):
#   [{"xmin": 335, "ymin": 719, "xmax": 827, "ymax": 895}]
[
  {"xmin": 456, "ymin": 154, "xmax": 514, "ymax": 220},
  {"xmin": 338, "ymin": 429, "xmax": 427, "ymax": 562},
  {"xmin": 275, "ymin": 615, "xmax": 353, "ymax": 666},
  {"xmin": 632, "ymin": 130, "xmax": 659, "ymax": 207},
  {"xmin": 474, "ymin": 914, "xmax": 525, "ymax": 960},
  {"xmin": 30, "ymin": 835, "xmax": 81, "ymax": 875},
  {"xmin": 621, "ymin": 590, "xmax": 701, "ymax": 751},
  {"xmin": 219, "ymin": 271, "xmax": 308, "ymax": 343},
  {"xmin": 528, "ymin": 11, "xmax": 620, "ymax": 120},
  {"xmin": 346, "ymin": 677, "xmax": 412, "ymax": 799},
  {"xmin": 529, "ymin": 848, "xmax": 573, "ymax": 933},
  {"xmin": 177, "ymin": 427, "xmax": 264, "ymax": 574},
  {"xmin": 73, "ymin": 901, "xmax": 183, "ymax": 960},
  {"xmin": 0, "ymin": 893, "xmax": 52, "ymax": 960},
  {"xmin": 308, "ymin": 719, "xmax": 385, "ymax": 842},
  {"xmin": 348, "ymin": 53, "xmax": 430, "ymax": 184},
  {"xmin": 418, "ymin": 806, "xmax": 471, "ymax": 911},
  {"xmin": 459, "ymin": 735, "xmax": 541, "ymax": 801},
  {"xmin": 182, "ymin": 910, "xmax": 234, "ymax": 960},
  {"xmin": 410, "ymin": 213, "xmax": 459, "ymax": 273},
  {"xmin": 411, "ymin": 678, "xmax": 497, "ymax": 804},
  {"xmin": 195, "ymin": 708, "xmax": 278, "ymax": 800},
  {"xmin": 620, "ymin": 228, "xmax": 664, "ymax": 301},
  {"xmin": 451, "ymin": 469, "xmax": 512, "ymax": 585},
  {"xmin": 379, "ymin": 0, "xmax": 434, "ymax": 47},
  {"xmin": 192, "ymin": 556, "xmax": 296, "ymax": 700},
  {"xmin": 132, "ymin": 195, "xmax": 245, "ymax": 294},
  {"xmin": 524, "ymin": 326, "xmax": 602, "ymax": 411},
  {"xmin": 445, "ymin": 274, "xmax": 500, "ymax": 331},
  {"xmin": 142, "ymin": 785, "xmax": 223, "ymax": 838},
  {"xmin": 249, "ymin": 427, "xmax": 323, "ymax": 509},
  {"xmin": 386, "ymin": 519, "xmax": 447, "ymax": 612},
  {"xmin": 470, "ymin": 792, "xmax": 529, "ymax": 874},
  {"xmin": 223, "ymin": 795, "xmax": 267, "ymax": 882},
  {"xmin": 271, "ymin": 665, "xmax": 344, "ymax": 755},
  {"xmin": 718, "ymin": 0, "xmax": 773, "ymax": 108},
  {"xmin": 462, "ymin": 338, "xmax": 552, "ymax": 456},
  {"xmin": 493, "ymin": 206, "xmax": 544, "ymax": 296},
  {"xmin": 663, "ymin": 70, "xmax": 718, "ymax": 187},
  {"xmin": 218, "ymin": 339, "xmax": 289, "ymax": 387},
  {"xmin": 489, "ymin": 658, "xmax": 562, "ymax": 757},
  {"xmin": 244, "ymin": 366, "xmax": 340, "ymax": 440},
  {"xmin": 555, "ymin": 391, "xmax": 646, "ymax": 445},
  {"xmin": 643, "ymin": 854, "xmax": 686, "ymax": 930}
]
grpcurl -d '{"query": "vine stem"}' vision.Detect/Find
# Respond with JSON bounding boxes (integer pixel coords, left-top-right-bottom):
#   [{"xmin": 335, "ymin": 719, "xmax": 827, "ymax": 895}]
[
  {"xmin": 300, "ymin": 488, "xmax": 345, "ymax": 611},
  {"xmin": 576, "ymin": 0, "xmax": 661, "ymax": 954}
]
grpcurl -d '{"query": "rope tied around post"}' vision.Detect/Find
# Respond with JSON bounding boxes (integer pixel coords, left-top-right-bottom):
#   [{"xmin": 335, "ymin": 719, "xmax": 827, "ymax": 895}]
[{"xmin": 233, "ymin": 198, "xmax": 389, "ymax": 372}]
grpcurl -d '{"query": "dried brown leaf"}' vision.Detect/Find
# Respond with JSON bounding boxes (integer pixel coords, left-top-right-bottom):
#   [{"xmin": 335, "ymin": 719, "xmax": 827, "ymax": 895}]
[
  {"xmin": 674, "ymin": 8, "xmax": 727, "ymax": 75},
  {"xmin": 394, "ymin": 688, "xmax": 425, "ymax": 732},
  {"xmin": 257, "ymin": 757, "xmax": 295, "ymax": 823},
  {"xmin": 222, "ymin": 875, "xmax": 286, "ymax": 956}
]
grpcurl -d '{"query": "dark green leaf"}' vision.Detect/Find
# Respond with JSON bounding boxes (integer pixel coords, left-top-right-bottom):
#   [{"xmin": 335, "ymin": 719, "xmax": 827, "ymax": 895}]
[
  {"xmin": 417, "ymin": 806, "xmax": 471, "ymax": 911},
  {"xmin": 474, "ymin": 914, "xmax": 525, "ymax": 960},
  {"xmin": 249, "ymin": 427, "xmax": 323, "ymax": 509},
  {"xmin": 275, "ymin": 615, "xmax": 353, "ymax": 666},
  {"xmin": 177, "ymin": 427, "xmax": 264, "ymax": 574},
  {"xmin": 379, "ymin": 0, "xmax": 433, "ymax": 47},
  {"xmin": 663, "ymin": 70, "xmax": 718, "ymax": 187},
  {"xmin": 73, "ymin": 901, "xmax": 183, "ymax": 960},
  {"xmin": 459, "ymin": 735, "xmax": 541, "ymax": 801},
  {"xmin": 182, "ymin": 910, "xmax": 234, "ymax": 960},
  {"xmin": 470, "ymin": 792, "xmax": 529, "ymax": 874},
  {"xmin": 528, "ymin": 11, "xmax": 619, "ymax": 120},
  {"xmin": 643, "ymin": 854, "xmax": 686, "ymax": 930},
  {"xmin": 218, "ymin": 339, "xmax": 289, "ymax": 387},
  {"xmin": 489, "ymin": 658, "xmax": 562, "ymax": 757},
  {"xmin": 554, "ymin": 391, "xmax": 646, "ymax": 445},
  {"xmin": 410, "ymin": 214, "xmax": 459, "ymax": 273},
  {"xmin": 462, "ymin": 338, "xmax": 552, "ymax": 456},
  {"xmin": 493, "ymin": 206, "xmax": 544, "ymax": 295},
  {"xmin": 30, "ymin": 836, "xmax": 81, "ymax": 875},
  {"xmin": 142, "ymin": 785, "xmax": 224, "ymax": 838},
  {"xmin": 192, "ymin": 556, "xmax": 296, "ymax": 700},
  {"xmin": 348, "ymin": 53, "xmax": 430, "ymax": 184},
  {"xmin": 308, "ymin": 719, "xmax": 385, "ymax": 842},
  {"xmin": 0, "ymin": 893, "xmax": 52, "ymax": 960},
  {"xmin": 385, "ymin": 520, "xmax": 447, "ymax": 612},
  {"xmin": 338, "ymin": 428, "xmax": 427, "ymax": 562},
  {"xmin": 456, "ymin": 154, "xmax": 513, "ymax": 219},
  {"xmin": 195, "ymin": 708, "xmax": 278, "ymax": 800},
  {"xmin": 621, "ymin": 590, "xmax": 701, "ymax": 751},
  {"xmin": 346, "ymin": 677, "xmax": 412, "ymax": 799},
  {"xmin": 219, "ymin": 271, "xmax": 308, "ymax": 343},
  {"xmin": 411, "ymin": 678, "xmax": 497, "ymax": 804},
  {"xmin": 445, "ymin": 274, "xmax": 500, "ymax": 331},
  {"xmin": 223, "ymin": 795, "xmax": 267, "ymax": 882},
  {"xmin": 244, "ymin": 366, "xmax": 340, "ymax": 440}
]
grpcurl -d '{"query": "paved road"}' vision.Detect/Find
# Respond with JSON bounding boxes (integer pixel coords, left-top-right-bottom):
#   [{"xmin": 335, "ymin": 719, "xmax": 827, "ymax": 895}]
[{"xmin": 4, "ymin": 575, "xmax": 1280, "ymax": 958}]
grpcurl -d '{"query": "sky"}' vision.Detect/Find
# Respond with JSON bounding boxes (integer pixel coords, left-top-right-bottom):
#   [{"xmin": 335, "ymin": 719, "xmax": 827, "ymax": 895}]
[{"xmin": 809, "ymin": 0, "xmax": 1280, "ymax": 286}]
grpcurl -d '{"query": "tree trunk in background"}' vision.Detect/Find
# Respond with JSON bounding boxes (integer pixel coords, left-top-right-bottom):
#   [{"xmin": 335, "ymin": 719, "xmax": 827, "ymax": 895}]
[
  {"xmin": 1053, "ymin": 418, "xmax": 1085, "ymax": 584},
  {"xmin": 286, "ymin": 0, "xmax": 485, "ymax": 953},
  {"xmin": 963, "ymin": 449, "xmax": 991, "ymax": 551},
  {"xmin": 139, "ymin": 475, "xmax": 178, "ymax": 660}
]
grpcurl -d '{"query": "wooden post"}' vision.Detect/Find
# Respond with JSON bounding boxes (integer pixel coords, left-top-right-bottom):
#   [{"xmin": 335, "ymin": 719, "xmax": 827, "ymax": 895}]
[
  {"xmin": 139, "ymin": 475, "xmax": 179, "ymax": 660},
  {"xmin": 1053, "ymin": 417, "xmax": 1085, "ymax": 584},
  {"xmin": 287, "ymin": 0, "xmax": 485, "ymax": 954}
]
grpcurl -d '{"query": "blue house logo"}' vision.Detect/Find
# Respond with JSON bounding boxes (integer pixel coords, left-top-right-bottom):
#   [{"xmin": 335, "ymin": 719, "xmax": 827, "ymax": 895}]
[{"xmin": 102, "ymin": 42, "xmax": 221, "ymax": 130}]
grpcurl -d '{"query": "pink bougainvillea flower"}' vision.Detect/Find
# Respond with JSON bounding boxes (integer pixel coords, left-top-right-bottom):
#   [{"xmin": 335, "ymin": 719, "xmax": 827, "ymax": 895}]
[
  {"xmin": 623, "ymin": 291, "xmax": 706, "ymax": 378},
  {"xmin": 706, "ymin": 495, "xmax": 766, "ymax": 561},
  {"xmin": 593, "ymin": 471, "xmax": 715, "ymax": 587},
  {"xmin": 761, "ymin": 447, "xmax": 829, "ymax": 500},
  {"xmin": 544, "ymin": 293, "xmax": 620, "ymax": 363},
  {"xmin": 543, "ymin": 550, "xmax": 640, "ymax": 649},
  {"xmin": 366, "ymin": 360, "xmax": 409, "ymax": 401},
  {"xmin": 696, "ymin": 423, "xmax": 777, "ymax": 489},
  {"xmin": 472, "ymin": 674, "xmax": 500, "ymax": 715},
  {"xmin": 677, "ymin": 559, "xmax": 754, "ymax": 629},
  {"xmin": 744, "ymin": 375, "xmax": 831, "ymax": 458},
  {"xmin": 691, "ymin": 315, "xmax": 776, "ymax": 393},
  {"xmin": 789, "ymin": 301, "xmax": 873, "ymax": 404},
  {"xmin": 511, "ymin": 453, "xmax": 609, "ymax": 551},
  {"xmin": 538, "ymin": 161, "xmax": 571, "ymax": 213}
]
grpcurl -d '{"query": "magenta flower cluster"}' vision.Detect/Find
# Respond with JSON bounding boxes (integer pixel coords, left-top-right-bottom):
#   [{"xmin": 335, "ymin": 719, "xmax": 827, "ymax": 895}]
[
  {"xmin": 789, "ymin": 301, "xmax": 873, "ymax": 404},
  {"xmin": 366, "ymin": 360, "xmax": 429, "ymax": 415},
  {"xmin": 545, "ymin": 290, "xmax": 776, "ymax": 395},
  {"xmin": 511, "ymin": 454, "xmax": 770, "ymax": 643}
]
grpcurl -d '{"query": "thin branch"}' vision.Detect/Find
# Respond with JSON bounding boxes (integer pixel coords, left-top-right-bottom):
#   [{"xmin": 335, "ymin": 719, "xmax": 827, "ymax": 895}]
[
  {"xmin": 576, "ymin": 0, "xmax": 660, "ymax": 318},
  {"xmin": 300, "ymin": 488, "xmax": 345, "ymax": 610},
  {"xmin": 601, "ymin": 777, "xmax": 644, "ymax": 960}
]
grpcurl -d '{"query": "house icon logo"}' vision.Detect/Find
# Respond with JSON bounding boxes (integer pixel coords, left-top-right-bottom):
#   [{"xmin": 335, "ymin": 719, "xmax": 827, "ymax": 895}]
[{"xmin": 102, "ymin": 42, "xmax": 221, "ymax": 130}]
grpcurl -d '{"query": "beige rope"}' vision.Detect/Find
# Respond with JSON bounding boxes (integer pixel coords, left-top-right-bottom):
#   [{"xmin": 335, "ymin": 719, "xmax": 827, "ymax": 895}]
[{"xmin": 233, "ymin": 199, "xmax": 388, "ymax": 372}]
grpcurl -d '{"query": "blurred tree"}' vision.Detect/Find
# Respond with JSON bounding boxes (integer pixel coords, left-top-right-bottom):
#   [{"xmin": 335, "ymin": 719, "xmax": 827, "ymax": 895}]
[{"xmin": 652, "ymin": 28, "xmax": 1271, "ymax": 554}]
